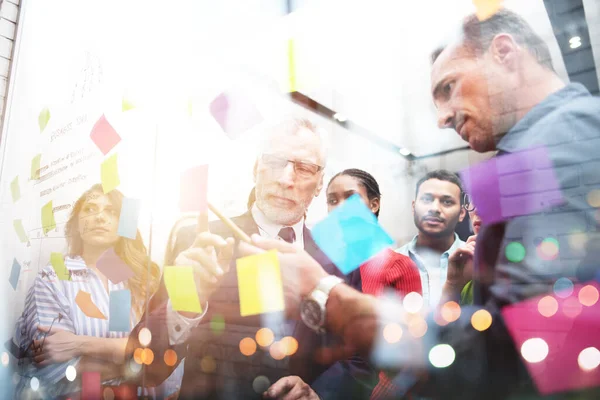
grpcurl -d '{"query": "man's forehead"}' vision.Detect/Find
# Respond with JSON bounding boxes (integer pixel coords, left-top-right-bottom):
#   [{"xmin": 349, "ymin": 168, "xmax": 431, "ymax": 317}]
[
  {"xmin": 431, "ymin": 44, "xmax": 474, "ymax": 85},
  {"xmin": 419, "ymin": 179, "xmax": 461, "ymax": 197},
  {"xmin": 263, "ymin": 128, "xmax": 322, "ymax": 159}
]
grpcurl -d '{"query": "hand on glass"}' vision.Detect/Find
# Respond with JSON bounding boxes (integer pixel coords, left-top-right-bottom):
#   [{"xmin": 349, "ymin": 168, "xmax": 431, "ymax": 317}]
[{"xmin": 263, "ymin": 375, "xmax": 320, "ymax": 400}]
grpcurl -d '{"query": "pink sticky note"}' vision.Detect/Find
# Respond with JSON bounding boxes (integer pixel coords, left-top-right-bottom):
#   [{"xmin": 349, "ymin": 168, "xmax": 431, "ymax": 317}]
[
  {"xmin": 460, "ymin": 146, "xmax": 564, "ymax": 225},
  {"xmin": 96, "ymin": 248, "xmax": 134, "ymax": 284},
  {"xmin": 501, "ymin": 282, "xmax": 600, "ymax": 395},
  {"xmin": 180, "ymin": 165, "xmax": 208, "ymax": 213},
  {"xmin": 90, "ymin": 114, "xmax": 121, "ymax": 155},
  {"xmin": 209, "ymin": 90, "xmax": 263, "ymax": 139},
  {"xmin": 82, "ymin": 372, "xmax": 101, "ymax": 400}
]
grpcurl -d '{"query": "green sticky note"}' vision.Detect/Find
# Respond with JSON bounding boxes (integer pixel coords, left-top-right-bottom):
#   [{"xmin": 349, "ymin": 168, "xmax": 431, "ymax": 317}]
[
  {"xmin": 164, "ymin": 266, "xmax": 202, "ymax": 313},
  {"xmin": 11, "ymin": 176, "xmax": 20, "ymax": 202},
  {"xmin": 39, "ymin": 107, "xmax": 51, "ymax": 132},
  {"xmin": 13, "ymin": 220, "xmax": 28, "ymax": 243},
  {"xmin": 42, "ymin": 200, "xmax": 56, "ymax": 235},
  {"xmin": 50, "ymin": 252, "xmax": 71, "ymax": 281},
  {"xmin": 101, "ymin": 153, "xmax": 120, "ymax": 194},
  {"xmin": 122, "ymin": 97, "xmax": 135, "ymax": 112},
  {"xmin": 31, "ymin": 154, "xmax": 41, "ymax": 180}
]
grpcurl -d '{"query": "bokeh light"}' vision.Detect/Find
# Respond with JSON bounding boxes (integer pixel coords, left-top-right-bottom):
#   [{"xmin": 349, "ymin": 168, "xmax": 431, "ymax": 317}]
[
  {"xmin": 164, "ymin": 349, "xmax": 178, "ymax": 367},
  {"xmin": 578, "ymin": 285, "xmax": 599, "ymax": 307},
  {"xmin": 30, "ymin": 377, "xmax": 39, "ymax": 391},
  {"xmin": 280, "ymin": 336, "xmax": 299, "ymax": 356},
  {"xmin": 269, "ymin": 341, "xmax": 286, "ymax": 360},
  {"xmin": 141, "ymin": 348, "xmax": 154, "ymax": 365},
  {"xmin": 568, "ymin": 232, "xmax": 588, "ymax": 252},
  {"xmin": 408, "ymin": 316, "xmax": 428, "ymax": 338},
  {"xmin": 65, "ymin": 365, "xmax": 77, "ymax": 382},
  {"xmin": 471, "ymin": 309, "xmax": 492, "ymax": 331},
  {"xmin": 256, "ymin": 328, "xmax": 274, "ymax": 347},
  {"xmin": 129, "ymin": 358, "xmax": 142, "ymax": 374},
  {"xmin": 1, "ymin": 352, "xmax": 8, "ymax": 366},
  {"xmin": 138, "ymin": 328, "xmax": 152, "ymax": 347},
  {"xmin": 562, "ymin": 296, "xmax": 582, "ymax": 318},
  {"xmin": 210, "ymin": 314, "xmax": 226, "ymax": 336},
  {"xmin": 239, "ymin": 337, "xmax": 257, "ymax": 356},
  {"xmin": 103, "ymin": 387, "xmax": 115, "ymax": 400},
  {"xmin": 521, "ymin": 338, "xmax": 549, "ymax": 363},
  {"xmin": 133, "ymin": 348, "xmax": 144, "ymax": 364},
  {"xmin": 586, "ymin": 189, "xmax": 600, "ymax": 208},
  {"xmin": 537, "ymin": 295, "xmax": 558, "ymax": 318},
  {"xmin": 200, "ymin": 355, "xmax": 216, "ymax": 373},
  {"xmin": 428, "ymin": 344, "xmax": 455, "ymax": 368},
  {"xmin": 505, "ymin": 242, "xmax": 526, "ymax": 263},
  {"xmin": 383, "ymin": 323, "xmax": 403, "ymax": 344},
  {"xmin": 554, "ymin": 278, "xmax": 574, "ymax": 298},
  {"xmin": 403, "ymin": 292, "xmax": 423, "ymax": 314},
  {"xmin": 537, "ymin": 238, "xmax": 559, "ymax": 261},
  {"xmin": 252, "ymin": 376, "xmax": 271, "ymax": 394},
  {"xmin": 441, "ymin": 301, "xmax": 461, "ymax": 323},
  {"xmin": 578, "ymin": 347, "xmax": 600, "ymax": 371}
]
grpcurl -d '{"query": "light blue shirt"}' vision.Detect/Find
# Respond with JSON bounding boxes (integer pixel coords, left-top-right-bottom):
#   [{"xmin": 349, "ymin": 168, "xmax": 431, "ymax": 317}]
[{"xmin": 396, "ymin": 233, "xmax": 465, "ymax": 307}]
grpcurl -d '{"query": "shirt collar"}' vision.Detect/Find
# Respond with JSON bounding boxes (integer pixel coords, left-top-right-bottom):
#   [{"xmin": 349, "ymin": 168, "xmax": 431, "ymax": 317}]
[
  {"xmin": 407, "ymin": 232, "xmax": 464, "ymax": 257},
  {"xmin": 251, "ymin": 203, "xmax": 304, "ymax": 241},
  {"xmin": 497, "ymin": 83, "xmax": 590, "ymax": 153}
]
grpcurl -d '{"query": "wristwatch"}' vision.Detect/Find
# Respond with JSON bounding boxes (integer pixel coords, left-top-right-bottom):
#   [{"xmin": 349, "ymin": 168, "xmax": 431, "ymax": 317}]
[{"xmin": 300, "ymin": 275, "xmax": 344, "ymax": 334}]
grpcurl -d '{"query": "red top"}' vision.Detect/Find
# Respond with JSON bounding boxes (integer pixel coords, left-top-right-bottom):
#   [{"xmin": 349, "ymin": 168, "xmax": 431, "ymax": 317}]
[{"xmin": 360, "ymin": 248, "xmax": 422, "ymax": 297}]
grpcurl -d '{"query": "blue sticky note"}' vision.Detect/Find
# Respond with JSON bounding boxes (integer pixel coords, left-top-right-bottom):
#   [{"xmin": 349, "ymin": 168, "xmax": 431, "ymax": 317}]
[
  {"xmin": 9, "ymin": 258, "xmax": 21, "ymax": 290},
  {"xmin": 109, "ymin": 289, "xmax": 130, "ymax": 332},
  {"xmin": 312, "ymin": 194, "xmax": 394, "ymax": 274},
  {"xmin": 117, "ymin": 197, "xmax": 141, "ymax": 239}
]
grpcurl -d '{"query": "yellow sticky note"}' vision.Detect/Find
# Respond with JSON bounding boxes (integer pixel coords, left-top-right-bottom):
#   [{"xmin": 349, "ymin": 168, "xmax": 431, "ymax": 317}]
[
  {"xmin": 31, "ymin": 154, "xmax": 41, "ymax": 180},
  {"xmin": 41, "ymin": 200, "xmax": 56, "ymax": 235},
  {"xmin": 11, "ymin": 176, "xmax": 20, "ymax": 202},
  {"xmin": 473, "ymin": 0, "xmax": 503, "ymax": 21},
  {"xmin": 50, "ymin": 252, "xmax": 71, "ymax": 281},
  {"xmin": 101, "ymin": 153, "xmax": 120, "ymax": 194},
  {"xmin": 13, "ymin": 220, "xmax": 28, "ymax": 243},
  {"xmin": 39, "ymin": 107, "xmax": 51, "ymax": 132},
  {"xmin": 236, "ymin": 250, "xmax": 284, "ymax": 317},
  {"xmin": 164, "ymin": 266, "xmax": 202, "ymax": 313},
  {"xmin": 122, "ymin": 97, "xmax": 135, "ymax": 112}
]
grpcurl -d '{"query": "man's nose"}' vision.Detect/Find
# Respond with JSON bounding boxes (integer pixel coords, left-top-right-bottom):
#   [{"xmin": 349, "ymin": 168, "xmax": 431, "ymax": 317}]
[
  {"xmin": 277, "ymin": 162, "xmax": 295, "ymax": 187},
  {"xmin": 437, "ymin": 106, "xmax": 455, "ymax": 130}
]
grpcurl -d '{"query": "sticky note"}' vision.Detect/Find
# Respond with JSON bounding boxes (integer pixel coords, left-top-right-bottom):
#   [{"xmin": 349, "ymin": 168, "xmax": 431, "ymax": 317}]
[
  {"xmin": 75, "ymin": 290, "xmax": 107, "ymax": 319},
  {"xmin": 236, "ymin": 250, "xmax": 284, "ymax": 317},
  {"xmin": 286, "ymin": 38, "xmax": 296, "ymax": 93},
  {"xmin": 82, "ymin": 372, "xmax": 101, "ymax": 400},
  {"xmin": 9, "ymin": 258, "xmax": 21, "ymax": 290},
  {"xmin": 41, "ymin": 200, "xmax": 56, "ymax": 235},
  {"xmin": 38, "ymin": 107, "xmax": 51, "ymax": 132},
  {"xmin": 187, "ymin": 98, "xmax": 193, "ymax": 117},
  {"xmin": 209, "ymin": 90, "xmax": 263, "ymax": 139},
  {"xmin": 31, "ymin": 154, "xmax": 41, "ymax": 180},
  {"xmin": 164, "ymin": 266, "xmax": 203, "ymax": 313},
  {"xmin": 180, "ymin": 164, "xmax": 208, "ymax": 213},
  {"xmin": 101, "ymin": 153, "xmax": 120, "ymax": 194},
  {"xmin": 312, "ymin": 194, "xmax": 394, "ymax": 274},
  {"xmin": 13, "ymin": 220, "xmax": 28, "ymax": 243},
  {"xmin": 502, "ymin": 282, "xmax": 600, "ymax": 395},
  {"xmin": 90, "ymin": 114, "xmax": 121, "ymax": 155},
  {"xmin": 117, "ymin": 197, "xmax": 141, "ymax": 239},
  {"xmin": 96, "ymin": 248, "xmax": 134, "ymax": 284},
  {"xmin": 10, "ymin": 176, "xmax": 20, "ymax": 202},
  {"xmin": 122, "ymin": 97, "xmax": 135, "ymax": 112},
  {"xmin": 460, "ymin": 146, "xmax": 563, "ymax": 225},
  {"xmin": 50, "ymin": 252, "xmax": 71, "ymax": 281},
  {"xmin": 109, "ymin": 289, "xmax": 131, "ymax": 331},
  {"xmin": 473, "ymin": 0, "xmax": 503, "ymax": 21}
]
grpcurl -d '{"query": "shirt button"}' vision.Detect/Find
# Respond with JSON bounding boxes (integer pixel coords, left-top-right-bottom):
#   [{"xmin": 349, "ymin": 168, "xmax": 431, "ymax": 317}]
[{"xmin": 175, "ymin": 324, "xmax": 181, "ymax": 332}]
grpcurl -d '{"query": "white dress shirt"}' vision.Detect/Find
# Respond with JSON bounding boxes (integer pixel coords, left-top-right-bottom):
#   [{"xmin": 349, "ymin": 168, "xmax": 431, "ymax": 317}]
[{"xmin": 167, "ymin": 204, "xmax": 304, "ymax": 345}]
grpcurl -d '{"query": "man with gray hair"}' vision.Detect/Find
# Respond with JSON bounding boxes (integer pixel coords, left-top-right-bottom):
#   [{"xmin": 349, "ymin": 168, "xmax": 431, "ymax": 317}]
[{"xmin": 127, "ymin": 117, "xmax": 374, "ymax": 399}]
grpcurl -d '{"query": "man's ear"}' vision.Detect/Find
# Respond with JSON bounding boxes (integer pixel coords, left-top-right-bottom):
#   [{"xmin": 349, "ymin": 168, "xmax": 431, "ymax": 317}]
[
  {"xmin": 314, "ymin": 173, "xmax": 324, "ymax": 197},
  {"xmin": 370, "ymin": 197, "xmax": 380, "ymax": 215},
  {"xmin": 459, "ymin": 206, "xmax": 466, "ymax": 223},
  {"xmin": 252, "ymin": 159, "xmax": 258, "ymax": 184},
  {"xmin": 411, "ymin": 200, "xmax": 416, "ymax": 215},
  {"xmin": 490, "ymin": 33, "xmax": 519, "ymax": 70}
]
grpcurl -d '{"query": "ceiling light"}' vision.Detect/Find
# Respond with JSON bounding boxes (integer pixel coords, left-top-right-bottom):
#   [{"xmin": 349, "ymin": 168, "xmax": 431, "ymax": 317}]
[
  {"xmin": 399, "ymin": 148, "xmax": 411, "ymax": 156},
  {"xmin": 569, "ymin": 36, "xmax": 582, "ymax": 49},
  {"xmin": 333, "ymin": 113, "xmax": 347, "ymax": 122}
]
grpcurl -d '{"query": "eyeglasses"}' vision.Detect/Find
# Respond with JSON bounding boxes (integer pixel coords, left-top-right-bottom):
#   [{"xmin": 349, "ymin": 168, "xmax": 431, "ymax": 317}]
[
  {"xmin": 260, "ymin": 154, "xmax": 323, "ymax": 178},
  {"xmin": 463, "ymin": 193, "xmax": 476, "ymax": 212}
]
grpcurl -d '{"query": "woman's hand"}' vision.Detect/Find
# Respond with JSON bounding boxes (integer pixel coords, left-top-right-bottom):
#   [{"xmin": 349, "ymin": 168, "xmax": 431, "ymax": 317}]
[{"xmin": 33, "ymin": 326, "xmax": 83, "ymax": 366}]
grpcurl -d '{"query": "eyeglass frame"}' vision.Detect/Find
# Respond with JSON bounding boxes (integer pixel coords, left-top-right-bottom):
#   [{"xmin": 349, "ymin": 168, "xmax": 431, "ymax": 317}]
[
  {"xmin": 259, "ymin": 153, "xmax": 323, "ymax": 178},
  {"xmin": 463, "ymin": 193, "xmax": 476, "ymax": 212}
]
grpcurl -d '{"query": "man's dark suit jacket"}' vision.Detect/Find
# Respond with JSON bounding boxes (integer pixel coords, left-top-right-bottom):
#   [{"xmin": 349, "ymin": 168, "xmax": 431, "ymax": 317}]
[{"xmin": 128, "ymin": 211, "xmax": 376, "ymax": 399}]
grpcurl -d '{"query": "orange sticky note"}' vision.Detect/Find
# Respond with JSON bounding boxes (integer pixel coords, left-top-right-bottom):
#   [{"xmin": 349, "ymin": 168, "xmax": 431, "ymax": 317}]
[
  {"xmin": 236, "ymin": 250, "xmax": 284, "ymax": 317},
  {"xmin": 75, "ymin": 290, "xmax": 107, "ymax": 319},
  {"xmin": 101, "ymin": 153, "xmax": 120, "ymax": 194},
  {"xmin": 50, "ymin": 252, "xmax": 71, "ymax": 281},
  {"xmin": 164, "ymin": 266, "xmax": 202, "ymax": 313},
  {"xmin": 473, "ymin": 0, "xmax": 503, "ymax": 21}
]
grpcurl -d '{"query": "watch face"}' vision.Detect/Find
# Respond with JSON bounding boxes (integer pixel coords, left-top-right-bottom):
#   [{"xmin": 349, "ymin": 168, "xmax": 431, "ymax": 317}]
[{"xmin": 301, "ymin": 299, "xmax": 322, "ymax": 328}]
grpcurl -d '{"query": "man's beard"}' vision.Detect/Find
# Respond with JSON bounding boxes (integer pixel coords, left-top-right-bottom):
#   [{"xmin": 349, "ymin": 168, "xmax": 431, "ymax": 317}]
[
  {"xmin": 414, "ymin": 213, "xmax": 458, "ymax": 239},
  {"xmin": 256, "ymin": 191, "xmax": 308, "ymax": 226}
]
